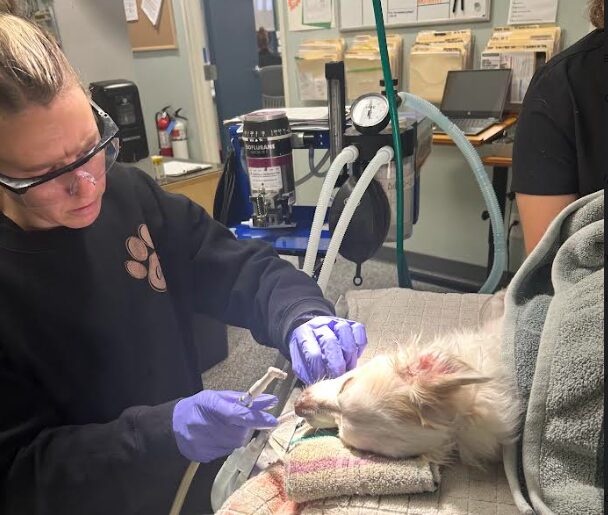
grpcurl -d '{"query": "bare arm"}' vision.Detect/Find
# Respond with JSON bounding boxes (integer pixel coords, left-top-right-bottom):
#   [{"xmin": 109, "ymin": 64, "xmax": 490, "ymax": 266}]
[{"xmin": 516, "ymin": 193, "xmax": 577, "ymax": 254}]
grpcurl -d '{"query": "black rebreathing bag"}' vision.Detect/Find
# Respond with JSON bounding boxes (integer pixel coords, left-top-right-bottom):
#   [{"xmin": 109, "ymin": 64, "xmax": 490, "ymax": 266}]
[{"xmin": 328, "ymin": 175, "xmax": 390, "ymax": 286}]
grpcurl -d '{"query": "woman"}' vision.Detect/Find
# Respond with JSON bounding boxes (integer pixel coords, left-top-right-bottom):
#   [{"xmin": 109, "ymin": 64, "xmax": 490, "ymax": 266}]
[
  {"xmin": 0, "ymin": 7, "xmax": 365, "ymax": 514},
  {"xmin": 512, "ymin": 0, "xmax": 604, "ymax": 254}
]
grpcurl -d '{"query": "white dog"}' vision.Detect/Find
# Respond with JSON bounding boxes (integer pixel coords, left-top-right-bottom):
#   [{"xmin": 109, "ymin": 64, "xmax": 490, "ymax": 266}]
[{"xmin": 294, "ymin": 294, "xmax": 521, "ymax": 467}]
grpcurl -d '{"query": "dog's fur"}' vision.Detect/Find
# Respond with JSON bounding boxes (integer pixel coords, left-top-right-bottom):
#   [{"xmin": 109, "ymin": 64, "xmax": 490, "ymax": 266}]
[{"xmin": 294, "ymin": 293, "xmax": 521, "ymax": 467}]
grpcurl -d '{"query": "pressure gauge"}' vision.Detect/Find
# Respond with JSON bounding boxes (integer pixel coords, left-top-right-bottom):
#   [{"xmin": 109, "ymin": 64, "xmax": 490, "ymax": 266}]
[{"xmin": 350, "ymin": 92, "xmax": 390, "ymax": 135}]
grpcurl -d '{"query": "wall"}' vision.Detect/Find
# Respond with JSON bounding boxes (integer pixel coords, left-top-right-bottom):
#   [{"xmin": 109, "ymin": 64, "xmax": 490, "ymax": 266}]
[
  {"xmin": 53, "ymin": 0, "xmax": 137, "ymax": 85},
  {"xmin": 53, "ymin": 0, "xmax": 154, "ymax": 174},
  {"xmin": 282, "ymin": 1, "xmax": 591, "ymax": 270},
  {"xmin": 131, "ymin": 0, "xmax": 205, "ymax": 164},
  {"xmin": 53, "ymin": 0, "xmax": 207, "ymax": 173}
]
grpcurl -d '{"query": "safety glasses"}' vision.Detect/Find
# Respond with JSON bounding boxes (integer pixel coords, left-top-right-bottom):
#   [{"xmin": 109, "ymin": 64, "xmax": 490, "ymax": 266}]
[{"xmin": 0, "ymin": 100, "xmax": 120, "ymax": 197}]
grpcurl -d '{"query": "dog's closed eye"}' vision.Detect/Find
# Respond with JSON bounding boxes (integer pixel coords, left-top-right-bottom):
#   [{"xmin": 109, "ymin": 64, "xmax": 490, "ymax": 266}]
[{"xmin": 338, "ymin": 377, "xmax": 354, "ymax": 395}]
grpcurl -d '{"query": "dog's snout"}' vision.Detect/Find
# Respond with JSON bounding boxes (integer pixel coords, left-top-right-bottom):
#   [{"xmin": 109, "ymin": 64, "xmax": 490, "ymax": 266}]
[
  {"xmin": 294, "ymin": 392, "xmax": 315, "ymax": 417},
  {"xmin": 293, "ymin": 385, "xmax": 341, "ymax": 429}
]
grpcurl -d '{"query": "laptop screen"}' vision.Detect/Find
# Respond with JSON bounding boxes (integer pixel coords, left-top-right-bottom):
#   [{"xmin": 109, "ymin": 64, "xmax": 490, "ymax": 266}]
[{"xmin": 440, "ymin": 69, "xmax": 512, "ymax": 118}]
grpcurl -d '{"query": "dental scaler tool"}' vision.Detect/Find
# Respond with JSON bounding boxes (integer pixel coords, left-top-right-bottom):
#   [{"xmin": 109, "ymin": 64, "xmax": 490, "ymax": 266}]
[{"xmin": 239, "ymin": 366, "xmax": 288, "ymax": 408}]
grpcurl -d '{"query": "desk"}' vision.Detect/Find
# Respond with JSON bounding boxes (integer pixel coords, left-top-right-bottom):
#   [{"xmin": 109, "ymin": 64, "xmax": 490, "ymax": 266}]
[
  {"xmin": 432, "ymin": 116, "xmax": 517, "ymax": 284},
  {"xmin": 431, "ymin": 115, "xmax": 518, "ymax": 147},
  {"xmin": 161, "ymin": 165, "xmax": 222, "ymax": 213}
]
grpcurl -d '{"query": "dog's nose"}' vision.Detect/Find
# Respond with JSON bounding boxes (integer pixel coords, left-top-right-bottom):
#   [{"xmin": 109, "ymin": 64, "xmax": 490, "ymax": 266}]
[{"xmin": 294, "ymin": 392, "xmax": 314, "ymax": 417}]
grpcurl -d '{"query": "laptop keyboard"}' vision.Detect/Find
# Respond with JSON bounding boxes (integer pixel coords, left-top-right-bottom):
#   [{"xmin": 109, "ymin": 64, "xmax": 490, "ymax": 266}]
[{"xmin": 450, "ymin": 118, "xmax": 495, "ymax": 134}]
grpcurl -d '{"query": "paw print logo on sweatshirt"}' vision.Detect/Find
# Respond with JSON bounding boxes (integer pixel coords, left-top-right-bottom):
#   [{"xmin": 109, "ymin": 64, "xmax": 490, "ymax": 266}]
[{"xmin": 124, "ymin": 224, "xmax": 167, "ymax": 292}]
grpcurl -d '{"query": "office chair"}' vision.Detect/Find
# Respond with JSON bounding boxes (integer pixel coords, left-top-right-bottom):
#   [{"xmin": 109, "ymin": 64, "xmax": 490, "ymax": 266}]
[{"xmin": 259, "ymin": 65, "xmax": 285, "ymax": 108}]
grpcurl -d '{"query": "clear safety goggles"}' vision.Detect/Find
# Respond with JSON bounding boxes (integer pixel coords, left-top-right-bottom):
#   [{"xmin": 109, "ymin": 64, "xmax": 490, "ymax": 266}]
[{"xmin": 0, "ymin": 100, "xmax": 120, "ymax": 207}]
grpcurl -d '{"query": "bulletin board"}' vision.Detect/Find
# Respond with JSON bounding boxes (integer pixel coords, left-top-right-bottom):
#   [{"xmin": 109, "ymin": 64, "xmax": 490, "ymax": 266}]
[
  {"xmin": 127, "ymin": 0, "xmax": 177, "ymax": 52},
  {"xmin": 339, "ymin": 0, "xmax": 491, "ymax": 32}
]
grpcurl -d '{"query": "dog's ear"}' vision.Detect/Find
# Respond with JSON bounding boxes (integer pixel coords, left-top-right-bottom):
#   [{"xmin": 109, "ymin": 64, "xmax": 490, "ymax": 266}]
[
  {"xmin": 396, "ymin": 352, "xmax": 491, "ymax": 393},
  {"xmin": 393, "ymin": 352, "xmax": 490, "ymax": 429},
  {"xmin": 433, "ymin": 369, "xmax": 491, "ymax": 390}
]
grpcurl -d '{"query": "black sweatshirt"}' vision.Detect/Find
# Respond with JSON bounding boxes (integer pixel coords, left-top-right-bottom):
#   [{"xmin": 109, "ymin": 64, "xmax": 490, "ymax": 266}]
[{"xmin": 0, "ymin": 165, "xmax": 334, "ymax": 514}]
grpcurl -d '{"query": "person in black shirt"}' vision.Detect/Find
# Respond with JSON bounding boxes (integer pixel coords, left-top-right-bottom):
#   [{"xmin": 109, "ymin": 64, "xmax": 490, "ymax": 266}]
[
  {"xmin": 0, "ymin": 8, "xmax": 366, "ymax": 515},
  {"xmin": 512, "ymin": 0, "xmax": 605, "ymax": 254},
  {"xmin": 257, "ymin": 27, "xmax": 282, "ymax": 68}
]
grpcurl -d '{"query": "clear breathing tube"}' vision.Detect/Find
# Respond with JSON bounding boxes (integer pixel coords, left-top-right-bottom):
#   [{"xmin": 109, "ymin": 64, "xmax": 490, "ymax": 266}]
[
  {"xmin": 316, "ymin": 146, "xmax": 394, "ymax": 293},
  {"xmin": 370, "ymin": 0, "xmax": 503, "ymax": 292},
  {"xmin": 397, "ymin": 92, "xmax": 506, "ymax": 294}
]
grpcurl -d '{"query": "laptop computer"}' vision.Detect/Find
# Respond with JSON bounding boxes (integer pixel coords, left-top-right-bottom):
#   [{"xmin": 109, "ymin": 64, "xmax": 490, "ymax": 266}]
[{"xmin": 434, "ymin": 69, "xmax": 512, "ymax": 136}]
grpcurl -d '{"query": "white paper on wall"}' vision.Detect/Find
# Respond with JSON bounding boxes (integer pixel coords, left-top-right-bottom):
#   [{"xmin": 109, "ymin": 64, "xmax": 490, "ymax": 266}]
[
  {"xmin": 141, "ymin": 0, "xmax": 162, "ymax": 27},
  {"xmin": 508, "ymin": 0, "xmax": 559, "ymax": 25},
  {"xmin": 123, "ymin": 0, "xmax": 138, "ymax": 22},
  {"xmin": 303, "ymin": 0, "xmax": 333, "ymax": 25},
  {"xmin": 387, "ymin": 0, "xmax": 417, "ymax": 25}
]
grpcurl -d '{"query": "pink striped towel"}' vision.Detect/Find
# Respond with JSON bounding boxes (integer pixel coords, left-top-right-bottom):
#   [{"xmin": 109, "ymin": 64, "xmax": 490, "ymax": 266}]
[{"xmin": 285, "ymin": 434, "xmax": 440, "ymax": 503}]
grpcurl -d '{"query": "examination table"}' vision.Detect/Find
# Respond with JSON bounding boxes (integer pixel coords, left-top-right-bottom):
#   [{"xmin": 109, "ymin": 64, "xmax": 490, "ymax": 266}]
[{"xmin": 212, "ymin": 288, "xmax": 519, "ymax": 514}]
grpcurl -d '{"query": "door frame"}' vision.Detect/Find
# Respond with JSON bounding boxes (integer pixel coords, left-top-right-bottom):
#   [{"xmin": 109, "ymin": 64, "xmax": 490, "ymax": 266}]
[
  {"xmin": 181, "ymin": 0, "xmax": 221, "ymax": 163},
  {"xmin": 276, "ymin": 0, "xmax": 291, "ymax": 106},
  {"xmin": 181, "ymin": 0, "xmax": 291, "ymax": 162}
]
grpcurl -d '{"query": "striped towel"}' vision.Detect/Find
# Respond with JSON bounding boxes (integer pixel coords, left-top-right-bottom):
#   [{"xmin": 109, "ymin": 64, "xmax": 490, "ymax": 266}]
[
  {"xmin": 285, "ymin": 434, "xmax": 441, "ymax": 503},
  {"xmin": 216, "ymin": 462, "xmax": 299, "ymax": 515}
]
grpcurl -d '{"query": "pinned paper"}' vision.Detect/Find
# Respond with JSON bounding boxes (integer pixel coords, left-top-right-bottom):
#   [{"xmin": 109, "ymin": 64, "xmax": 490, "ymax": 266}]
[
  {"xmin": 289, "ymin": 0, "xmax": 335, "ymax": 30},
  {"xmin": 141, "ymin": 0, "xmax": 163, "ymax": 27},
  {"xmin": 387, "ymin": 0, "xmax": 417, "ymax": 25},
  {"xmin": 123, "ymin": 0, "xmax": 138, "ymax": 22},
  {"xmin": 508, "ymin": 0, "xmax": 559, "ymax": 25},
  {"xmin": 302, "ymin": 0, "xmax": 332, "ymax": 25}
]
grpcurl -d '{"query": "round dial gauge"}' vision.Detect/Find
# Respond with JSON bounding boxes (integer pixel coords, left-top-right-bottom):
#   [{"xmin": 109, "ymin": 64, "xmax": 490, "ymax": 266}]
[{"xmin": 350, "ymin": 93, "xmax": 390, "ymax": 134}]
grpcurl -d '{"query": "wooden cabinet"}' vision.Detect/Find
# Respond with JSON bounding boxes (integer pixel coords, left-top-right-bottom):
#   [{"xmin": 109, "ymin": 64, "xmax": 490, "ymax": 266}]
[{"xmin": 161, "ymin": 166, "xmax": 222, "ymax": 214}]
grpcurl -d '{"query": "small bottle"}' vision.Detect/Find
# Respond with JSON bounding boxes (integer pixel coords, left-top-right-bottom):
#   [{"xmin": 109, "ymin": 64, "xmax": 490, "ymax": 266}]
[{"xmin": 151, "ymin": 155, "xmax": 165, "ymax": 183}]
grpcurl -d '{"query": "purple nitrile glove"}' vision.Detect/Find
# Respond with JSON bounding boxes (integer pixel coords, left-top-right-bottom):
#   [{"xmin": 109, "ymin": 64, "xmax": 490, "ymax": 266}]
[
  {"xmin": 172, "ymin": 390, "xmax": 278, "ymax": 463},
  {"xmin": 288, "ymin": 316, "xmax": 367, "ymax": 385}
]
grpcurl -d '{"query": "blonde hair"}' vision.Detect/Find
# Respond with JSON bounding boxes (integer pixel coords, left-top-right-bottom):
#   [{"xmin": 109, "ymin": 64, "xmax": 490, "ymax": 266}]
[
  {"xmin": 589, "ymin": 0, "xmax": 604, "ymax": 29},
  {"xmin": 0, "ymin": 6, "xmax": 79, "ymax": 115}
]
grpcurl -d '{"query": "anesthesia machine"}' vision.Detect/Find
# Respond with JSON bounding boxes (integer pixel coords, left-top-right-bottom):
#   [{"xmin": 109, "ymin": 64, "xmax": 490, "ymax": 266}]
[{"xmin": 213, "ymin": 1, "xmax": 506, "ymax": 296}]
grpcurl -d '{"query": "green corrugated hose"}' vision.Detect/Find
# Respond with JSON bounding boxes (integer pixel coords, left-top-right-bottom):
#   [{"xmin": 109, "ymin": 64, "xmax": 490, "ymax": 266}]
[{"xmin": 371, "ymin": 0, "xmax": 412, "ymax": 288}]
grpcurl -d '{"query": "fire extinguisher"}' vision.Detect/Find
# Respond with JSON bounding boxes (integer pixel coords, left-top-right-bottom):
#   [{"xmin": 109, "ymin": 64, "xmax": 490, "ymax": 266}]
[
  {"xmin": 171, "ymin": 108, "xmax": 189, "ymax": 160},
  {"xmin": 155, "ymin": 106, "xmax": 174, "ymax": 157}
]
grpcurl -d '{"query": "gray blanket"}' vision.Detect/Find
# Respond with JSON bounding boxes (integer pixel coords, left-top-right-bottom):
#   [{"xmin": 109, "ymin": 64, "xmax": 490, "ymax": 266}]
[{"xmin": 502, "ymin": 190, "xmax": 604, "ymax": 514}]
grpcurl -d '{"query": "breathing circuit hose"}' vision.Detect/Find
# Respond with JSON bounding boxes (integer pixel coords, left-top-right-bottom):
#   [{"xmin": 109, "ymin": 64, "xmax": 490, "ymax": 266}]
[
  {"xmin": 302, "ymin": 145, "xmax": 359, "ymax": 276},
  {"xmin": 372, "ymin": 0, "xmax": 411, "ymax": 289},
  {"xmin": 397, "ymin": 92, "xmax": 506, "ymax": 293}
]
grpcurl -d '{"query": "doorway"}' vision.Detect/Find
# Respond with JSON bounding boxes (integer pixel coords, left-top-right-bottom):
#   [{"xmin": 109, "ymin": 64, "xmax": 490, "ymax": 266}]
[{"xmin": 201, "ymin": 0, "xmax": 284, "ymax": 158}]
